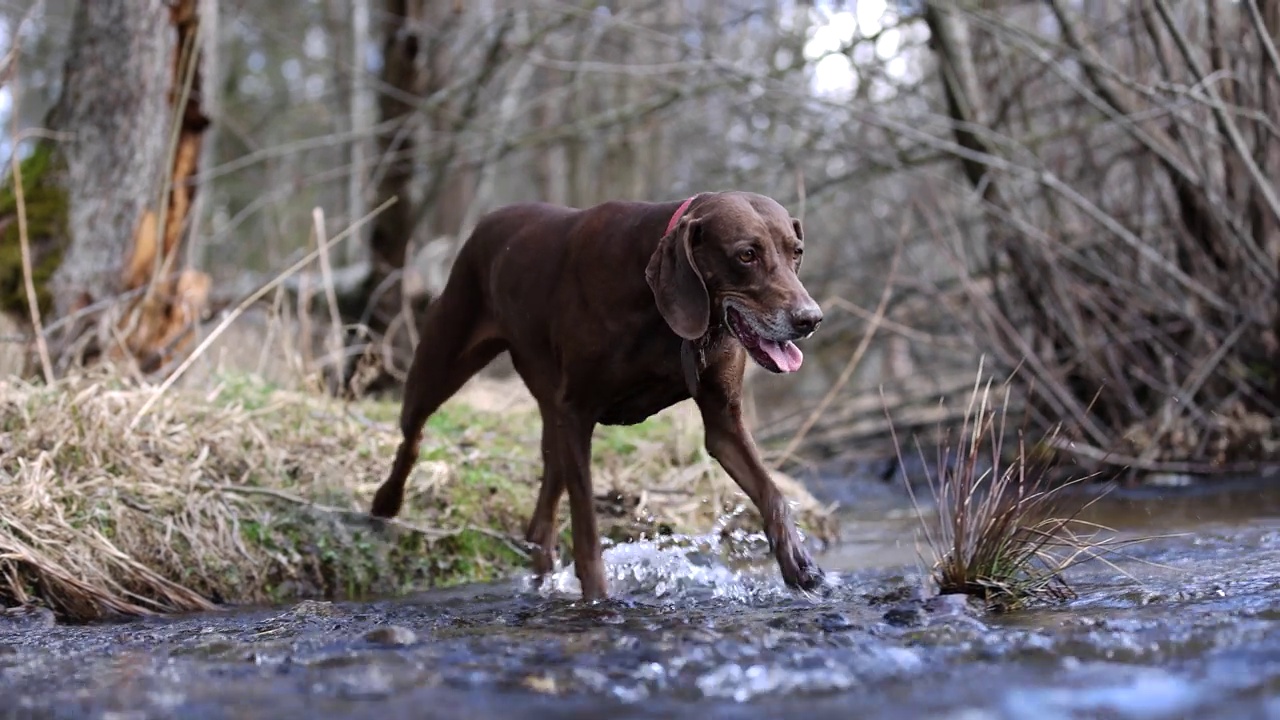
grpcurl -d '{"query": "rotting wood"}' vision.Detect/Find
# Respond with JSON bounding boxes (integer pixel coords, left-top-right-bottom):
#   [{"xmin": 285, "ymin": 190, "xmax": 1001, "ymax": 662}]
[{"xmin": 114, "ymin": 0, "xmax": 213, "ymax": 374}]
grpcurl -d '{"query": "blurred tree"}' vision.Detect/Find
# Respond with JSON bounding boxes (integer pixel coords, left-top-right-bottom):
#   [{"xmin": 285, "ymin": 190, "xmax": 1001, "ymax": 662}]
[
  {"xmin": 339, "ymin": 0, "xmax": 510, "ymax": 395},
  {"xmin": 11, "ymin": 0, "xmax": 211, "ymax": 374}
]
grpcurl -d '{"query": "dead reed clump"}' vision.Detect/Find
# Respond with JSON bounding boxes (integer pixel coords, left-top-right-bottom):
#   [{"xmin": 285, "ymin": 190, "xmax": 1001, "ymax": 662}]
[
  {"xmin": 0, "ymin": 368, "xmax": 835, "ymax": 622},
  {"xmin": 893, "ymin": 369, "xmax": 1144, "ymax": 612}
]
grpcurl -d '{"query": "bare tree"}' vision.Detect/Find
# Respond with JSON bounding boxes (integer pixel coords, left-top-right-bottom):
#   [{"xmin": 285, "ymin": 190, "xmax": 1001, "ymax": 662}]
[
  {"xmin": 347, "ymin": 0, "xmax": 373, "ymax": 265},
  {"xmin": 30, "ymin": 0, "xmax": 212, "ymax": 373}
]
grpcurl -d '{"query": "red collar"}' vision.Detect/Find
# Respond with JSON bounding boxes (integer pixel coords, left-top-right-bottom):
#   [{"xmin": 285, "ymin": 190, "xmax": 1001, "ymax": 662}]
[{"xmin": 665, "ymin": 196, "xmax": 695, "ymax": 235}]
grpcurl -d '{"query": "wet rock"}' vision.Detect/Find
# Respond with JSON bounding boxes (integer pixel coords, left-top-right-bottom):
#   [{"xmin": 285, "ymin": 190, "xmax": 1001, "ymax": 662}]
[
  {"xmin": 883, "ymin": 593, "xmax": 983, "ymax": 627},
  {"xmin": 0, "ymin": 644, "xmax": 21, "ymax": 669},
  {"xmin": 170, "ymin": 637, "xmax": 245, "ymax": 661},
  {"xmin": 306, "ymin": 652, "xmax": 375, "ymax": 669},
  {"xmin": 364, "ymin": 625, "xmax": 418, "ymax": 647},
  {"xmin": 864, "ymin": 585, "xmax": 923, "ymax": 607},
  {"xmin": 817, "ymin": 611, "xmax": 858, "ymax": 632},
  {"xmin": 522, "ymin": 673, "xmax": 560, "ymax": 694},
  {"xmin": 289, "ymin": 599, "xmax": 340, "ymax": 618},
  {"xmin": 925, "ymin": 593, "xmax": 982, "ymax": 617},
  {"xmin": 100, "ymin": 712, "xmax": 150, "ymax": 720},
  {"xmin": 883, "ymin": 602, "xmax": 927, "ymax": 627},
  {"xmin": 0, "ymin": 604, "xmax": 56, "ymax": 631},
  {"xmin": 1146, "ymin": 472, "xmax": 1195, "ymax": 487}
]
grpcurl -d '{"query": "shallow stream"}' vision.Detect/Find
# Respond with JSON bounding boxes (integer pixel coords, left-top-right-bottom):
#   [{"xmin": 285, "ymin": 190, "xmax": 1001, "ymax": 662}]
[{"xmin": 4, "ymin": 475, "xmax": 1280, "ymax": 719}]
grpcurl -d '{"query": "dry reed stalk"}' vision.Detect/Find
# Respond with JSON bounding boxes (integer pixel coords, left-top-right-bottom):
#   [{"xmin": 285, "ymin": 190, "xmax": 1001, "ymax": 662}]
[
  {"xmin": 311, "ymin": 207, "xmax": 346, "ymax": 377},
  {"xmin": 891, "ymin": 362, "xmax": 1156, "ymax": 611},
  {"xmin": 11, "ymin": 138, "xmax": 53, "ymax": 384}
]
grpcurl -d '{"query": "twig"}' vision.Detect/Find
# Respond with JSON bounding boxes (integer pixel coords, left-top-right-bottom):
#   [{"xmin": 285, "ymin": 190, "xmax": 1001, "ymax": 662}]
[
  {"xmin": 822, "ymin": 296, "xmax": 967, "ymax": 349},
  {"xmin": 1150, "ymin": 0, "xmax": 1280, "ymax": 228},
  {"xmin": 130, "ymin": 198, "xmax": 397, "ymax": 429},
  {"xmin": 1044, "ymin": 436, "xmax": 1278, "ymax": 475},
  {"xmin": 1245, "ymin": 0, "xmax": 1280, "ymax": 80},
  {"xmin": 194, "ymin": 482, "xmax": 443, "ymax": 537},
  {"xmin": 312, "ymin": 207, "xmax": 346, "ymax": 375},
  {"xmin": 1136, "ymin": 321, "xmax": 1248, "ymax": 465},
  {"xmin": 195, "ymin": 482, "xmax": 531, "ymax": 558},
  {"xmin": 10, "ymin": 127, "xmax": 54, "ymax": 385},
  {"xmin": 0, "ymin": 1, "xmax": 43, "ymax": 90},
  {"xmin": 773, "ymin": 233, "xmax": 900, "ymax": 467}
]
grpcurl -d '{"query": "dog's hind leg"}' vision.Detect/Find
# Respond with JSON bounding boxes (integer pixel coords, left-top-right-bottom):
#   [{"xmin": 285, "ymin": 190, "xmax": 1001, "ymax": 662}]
[
  {"xmin": 525, "ymin": 403, "xmax": 565, "ymax": 578},
  {"xmin": 371, "ymin": 268, "xmax": 503, "ymax": 519}
]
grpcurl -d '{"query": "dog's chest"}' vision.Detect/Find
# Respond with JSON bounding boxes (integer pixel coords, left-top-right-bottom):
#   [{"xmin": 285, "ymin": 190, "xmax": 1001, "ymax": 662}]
[
  {"xmin": 597, "ymin": 378, "xmax": 689, "ymax": 426},
  {"xmin": 592, "ymin": 334, "xmax": 689, "ymax": 426}
]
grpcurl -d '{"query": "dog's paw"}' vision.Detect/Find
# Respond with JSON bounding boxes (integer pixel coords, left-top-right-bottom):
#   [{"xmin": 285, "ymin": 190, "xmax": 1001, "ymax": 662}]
[
  {"xmin": 529, "ymin": 547, "xmax": 558, "ymax": 578},
  {"xmin": 369, "ymin": 482, "xmax": 405, "ymax": 519},
  {"xmin": 778, "ymin": 544, "xmax": 827, "ymax": 592}
]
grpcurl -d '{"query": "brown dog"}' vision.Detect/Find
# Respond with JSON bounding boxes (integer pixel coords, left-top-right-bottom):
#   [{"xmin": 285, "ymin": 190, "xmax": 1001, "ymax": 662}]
[{"xmin": 370, "ymin": 191, "xmax": 825, "ymax": 600}]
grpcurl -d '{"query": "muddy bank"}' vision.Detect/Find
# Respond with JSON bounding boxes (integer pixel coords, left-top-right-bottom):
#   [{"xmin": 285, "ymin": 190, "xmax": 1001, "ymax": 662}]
[
  {"xmin": 0, "ymin": 371, "xmax": 835, "ymax": 621},
  {"xmin": 3, "ymin": 479, "xmax": 1280, "ymax": 719}
]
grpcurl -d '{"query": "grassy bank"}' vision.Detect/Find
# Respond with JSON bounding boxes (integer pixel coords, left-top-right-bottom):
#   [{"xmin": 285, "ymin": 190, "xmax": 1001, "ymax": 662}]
[{"xmin": 0, "ymin": 369, "xmax": 837, "ymax": 622}]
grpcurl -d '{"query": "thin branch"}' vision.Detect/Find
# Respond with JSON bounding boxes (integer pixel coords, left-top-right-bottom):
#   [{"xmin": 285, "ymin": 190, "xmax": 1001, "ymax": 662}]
[{"xmin": 130, "ymin": 198, "xmax": 397, "ymax": 429}]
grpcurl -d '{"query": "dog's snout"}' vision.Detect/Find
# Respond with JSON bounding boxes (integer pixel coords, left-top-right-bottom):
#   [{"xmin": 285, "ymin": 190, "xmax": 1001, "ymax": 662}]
[{"xmin": 790, "ymin": 303, "xmax": 823, "ymax": 336}]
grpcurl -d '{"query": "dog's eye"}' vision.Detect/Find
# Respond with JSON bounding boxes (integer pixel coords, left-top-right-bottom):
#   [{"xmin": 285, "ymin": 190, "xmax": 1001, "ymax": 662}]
[{"xmin": 738, "ymin": 248, "xmax": 757, "ymax": 264}]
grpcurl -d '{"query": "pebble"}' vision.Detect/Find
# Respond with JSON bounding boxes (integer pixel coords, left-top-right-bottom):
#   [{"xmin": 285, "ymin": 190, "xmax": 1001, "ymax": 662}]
[
  {"xmin": 363, "ymin": 625, "xmax": 418, "ymax": 646},
  {"xmin": 816, "ymin": 611, "xmax": 858, "ymax": 632},
  {"xmin": 883, "ymin": 603, "xmax": 927, "ymax": 627},
  {"xmin": 925, "ymin": 592, "xmax": 980, "ymax": 616},
  {"xmin": 288, "ymin": 600, "xmax": 340, "ymax": 618}
]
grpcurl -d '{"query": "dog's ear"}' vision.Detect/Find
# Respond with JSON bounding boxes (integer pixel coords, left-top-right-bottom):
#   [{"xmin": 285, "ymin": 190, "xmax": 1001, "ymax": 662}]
[{"xmin": 646, "ymin": 215, "xmax": 709, "ymax": 340}]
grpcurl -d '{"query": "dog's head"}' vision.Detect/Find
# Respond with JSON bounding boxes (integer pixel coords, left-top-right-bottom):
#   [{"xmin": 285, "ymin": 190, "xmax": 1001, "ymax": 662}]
[{"xmin": 645, "ymin": 191, "xmax": 823, "ymax": 374}]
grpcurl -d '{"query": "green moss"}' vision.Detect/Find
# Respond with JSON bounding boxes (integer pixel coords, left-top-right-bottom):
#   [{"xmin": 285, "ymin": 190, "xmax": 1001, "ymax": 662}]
[
  {"xmin": 212, "ymin": 389, "xmax": 720, "ymax": 600},
  {"xmin": 0, "ymin": 142, "xmax": 69, "ymax": 316}
]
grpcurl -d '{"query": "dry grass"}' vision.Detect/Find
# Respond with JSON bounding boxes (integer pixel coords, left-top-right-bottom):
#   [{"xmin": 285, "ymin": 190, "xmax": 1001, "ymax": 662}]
[
  {"xmin": 0, "ymin": 367, "xmax": 836, "ymax": 622},
  {"xmin": 894, "ymin": 367, "xmax": 1147, "ymax": 611}
]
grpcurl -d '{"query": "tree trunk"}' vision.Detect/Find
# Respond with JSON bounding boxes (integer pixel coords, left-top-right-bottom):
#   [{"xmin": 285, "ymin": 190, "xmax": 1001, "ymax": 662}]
[
  {"xmin": 333, "ymin": 0, "xmax": 430, "ymax": 397},
  {"xmin": 367, "ymin": 0, "xmax": 426, "ymax": 279},
  {"xmin": 347, "ymin": 0, "xmax": 373, "ymax": 266},
  {"xmin": 41, "ymin": 0, "xmax": 211, "ymax": 374},
  {"xmin": 46, "ymin": 0, "xmax": 171, "ymax": 318}
]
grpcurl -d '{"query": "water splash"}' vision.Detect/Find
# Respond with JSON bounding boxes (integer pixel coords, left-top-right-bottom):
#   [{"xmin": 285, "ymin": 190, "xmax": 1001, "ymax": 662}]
[
  {"xmin": 523, "ymin": 513, "xmax": 797, "ymax": 603},
  {"xmin": 532, "ymin": 534, "xmax": 783, "ymax": 602},
  {"xmin": 519, "ymin": 501, "xmax": 849, "ymax": 604}
]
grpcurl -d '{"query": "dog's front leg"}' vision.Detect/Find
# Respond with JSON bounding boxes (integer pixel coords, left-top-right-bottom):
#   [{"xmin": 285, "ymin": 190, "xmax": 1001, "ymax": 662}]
[{"xmin": 696, "ymin": 387, "xmax": 826, "ymax": 591}]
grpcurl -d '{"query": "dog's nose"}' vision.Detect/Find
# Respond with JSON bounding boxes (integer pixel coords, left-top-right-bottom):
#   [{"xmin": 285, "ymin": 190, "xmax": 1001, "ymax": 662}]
[{"xmin": 790, "ymin": 304, "xmax": 823, "ymax": 336}]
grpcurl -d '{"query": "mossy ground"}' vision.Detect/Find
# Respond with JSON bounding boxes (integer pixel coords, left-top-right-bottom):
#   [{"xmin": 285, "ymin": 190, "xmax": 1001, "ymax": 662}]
[{"xmin": 0, "ymin": 368, "xmax": 836, "ymax": 622}]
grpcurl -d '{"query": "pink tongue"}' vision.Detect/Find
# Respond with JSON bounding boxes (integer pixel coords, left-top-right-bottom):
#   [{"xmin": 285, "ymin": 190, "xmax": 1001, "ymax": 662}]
[{"xmin": 761, "ymin": 340, "xmax": 803, "ymax": 372}]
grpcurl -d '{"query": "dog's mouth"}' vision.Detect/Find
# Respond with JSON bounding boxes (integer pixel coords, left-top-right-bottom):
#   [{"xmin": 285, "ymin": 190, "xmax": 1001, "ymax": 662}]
[{"xmin": 725, "ymin": 306, "xmax": 804, "ymax": 374}]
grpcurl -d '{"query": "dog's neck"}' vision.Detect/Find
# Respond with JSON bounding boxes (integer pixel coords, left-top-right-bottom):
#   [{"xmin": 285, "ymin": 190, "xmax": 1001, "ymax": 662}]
[{"xmin": 679, "ymin": 326, "xmax": 731, "ymax": 398}]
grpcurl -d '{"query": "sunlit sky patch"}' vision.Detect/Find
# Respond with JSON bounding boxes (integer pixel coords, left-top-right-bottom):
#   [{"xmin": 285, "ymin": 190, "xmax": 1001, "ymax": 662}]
[{"xmin": 804, "ymin": 0, "xmax": 912, "ymax": 99}]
